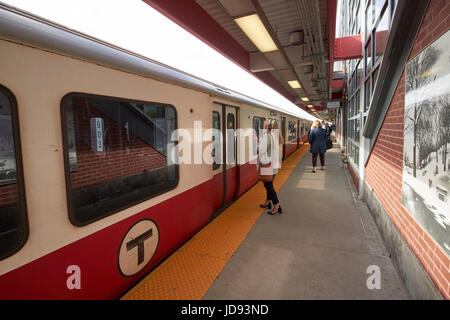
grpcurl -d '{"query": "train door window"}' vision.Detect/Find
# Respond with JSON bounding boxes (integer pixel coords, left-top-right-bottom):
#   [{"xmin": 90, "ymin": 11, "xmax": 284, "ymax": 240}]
[
  {"xmin": 212, "ymin": 111, "xmax": 221, "ymax": 170},
  {"xmin": 61, "ymin": 93, "xmax": 178, "ymax": 226},
  {"xmin": 253, "ymin": 117, "xmax": 265, "ymax": 155},
  {"xmin": 226, "ymin": 113, "xmax": 235, "ymax": 164},
  {"xmin": 0, "ymin": 85, "xmax": 27, "ymax": 260},
  {"xmin": 281, "ymin": 117, "xmax": 286, "ymax": 142},
  {"xmin": 288, "ymin": 121, "xmax": 297, "ymax": 141}
]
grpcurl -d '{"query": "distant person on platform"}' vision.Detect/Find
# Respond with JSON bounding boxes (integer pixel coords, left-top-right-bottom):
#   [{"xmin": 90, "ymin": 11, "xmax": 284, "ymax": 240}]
[
  {"xmin": 325, "ymin": 123, "xmax": 331, "ymax": 140},
  {"xmin": 321, "ymin": 120, "xmax": 326, "ymax": 129},
  {"xmin": 309, "ymin": 120, "xmax": 327, "ymax": 173}
]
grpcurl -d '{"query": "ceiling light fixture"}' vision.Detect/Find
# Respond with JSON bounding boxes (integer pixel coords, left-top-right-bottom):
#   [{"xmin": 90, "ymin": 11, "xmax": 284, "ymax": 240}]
[
  {"xmin": 301, "ymin": 97, "xmax": 309, "ymax": 101},
  {"xmin": 288, "ymin": 80, "xmax": 301, "ymax": 89},
  {"xmin": 234, "ymin": 14, "xmax": 278, "ymax": 53}
]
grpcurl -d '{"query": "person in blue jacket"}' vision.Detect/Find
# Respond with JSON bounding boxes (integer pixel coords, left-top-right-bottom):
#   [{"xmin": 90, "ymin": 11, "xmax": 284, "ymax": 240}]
[{"xmin": 309, "ymin": 120, "xmax": 327, "ymax": 173}]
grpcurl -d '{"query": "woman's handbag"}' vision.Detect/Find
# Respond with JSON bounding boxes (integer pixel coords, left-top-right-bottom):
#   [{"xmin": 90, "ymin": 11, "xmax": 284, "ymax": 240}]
[
  {"xmin": 259, "ymin": 133, "xmax": 273, "ymax": 182},
  {"xmin": 259, "ymin": 162, "xmax": 273, "ymax": 182},
  {"xmin": 326, "ymin": 139, "xmax": 333, "ymax": 150}
]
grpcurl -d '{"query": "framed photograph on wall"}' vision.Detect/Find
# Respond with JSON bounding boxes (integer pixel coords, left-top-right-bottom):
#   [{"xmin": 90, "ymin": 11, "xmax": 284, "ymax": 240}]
[{"xmin": 402, "ymin": 30, "xmax": 450, "ymax": 255}]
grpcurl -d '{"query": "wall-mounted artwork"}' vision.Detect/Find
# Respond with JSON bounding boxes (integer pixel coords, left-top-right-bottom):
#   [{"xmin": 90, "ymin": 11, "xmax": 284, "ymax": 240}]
[{"xmin": 402, "ymin": 30, "xmax": 450, "ymax": 256}]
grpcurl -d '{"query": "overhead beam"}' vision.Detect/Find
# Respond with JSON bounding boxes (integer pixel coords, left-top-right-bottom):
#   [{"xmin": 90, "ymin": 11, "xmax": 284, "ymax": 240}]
[{"xmin": 250, "ymin": 52, "xmax": 274, "ymax": 72}]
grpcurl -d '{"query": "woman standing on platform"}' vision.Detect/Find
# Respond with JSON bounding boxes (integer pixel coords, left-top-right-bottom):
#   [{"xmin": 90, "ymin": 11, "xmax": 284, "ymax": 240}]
[
  {"xmin": 271, "ymin": 119, "xmax": 284, "ymax": 176},
  {"xmin": 309, "ymin": 120, "xmax": 327, "ymax": 173},
  {"xmin": 258, "ymin": 120, "xmax": 282, "ymax": 215}
]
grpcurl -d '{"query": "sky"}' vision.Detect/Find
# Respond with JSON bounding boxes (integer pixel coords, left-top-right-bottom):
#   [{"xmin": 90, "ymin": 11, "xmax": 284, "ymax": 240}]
[{"xmin": 1, "ymin": 0, "xmax": 317, "ymax": 121}]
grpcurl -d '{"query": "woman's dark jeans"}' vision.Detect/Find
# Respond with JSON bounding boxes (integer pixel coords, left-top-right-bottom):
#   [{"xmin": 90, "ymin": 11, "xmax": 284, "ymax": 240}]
[
  {"xmin": 312, "ymin": 153, "xmax": 325, "ymax": 167},
  {"xmin": 263, "ymin": 175, "xmax": 279, "ymax": 205}
]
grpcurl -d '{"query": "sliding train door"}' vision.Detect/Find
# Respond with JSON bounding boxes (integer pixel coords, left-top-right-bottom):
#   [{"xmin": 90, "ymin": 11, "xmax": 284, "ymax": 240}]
[
  {"xmin": 212, "ymin": 103, "xmax": 223, "ymax": 213},
  {"xmin": 224, "ymin": 106, "xmax": 237, "ymax": 205},
  {"xmin": 211, "ymin": 103, "xmax": 239, "ymax": 216}
]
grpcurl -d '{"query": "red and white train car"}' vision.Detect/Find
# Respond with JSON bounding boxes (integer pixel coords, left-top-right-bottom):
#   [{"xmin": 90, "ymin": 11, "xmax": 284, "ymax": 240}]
[{"xmin": 0, "ymin": 5, "xmax": 312, "ymax": 299}]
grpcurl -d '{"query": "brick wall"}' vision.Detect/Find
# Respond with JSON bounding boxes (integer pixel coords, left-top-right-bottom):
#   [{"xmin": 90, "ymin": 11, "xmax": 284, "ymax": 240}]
[
  {"xmin": 70, "ymin": 98, "xmax": 167, "ymax": 190},
  {"xmin": 365, "ymin": 0, "xmax": 450, "ymax": 299},
  {"xmin": 0, "ymin": 183, "xmax": 18, "ymax": 207}
]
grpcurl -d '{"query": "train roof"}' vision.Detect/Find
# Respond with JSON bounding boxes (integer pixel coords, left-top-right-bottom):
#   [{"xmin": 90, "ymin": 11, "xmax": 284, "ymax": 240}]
[{"xmin": 0, "ymin": 4, "xmax": 316, "ymax": 121}]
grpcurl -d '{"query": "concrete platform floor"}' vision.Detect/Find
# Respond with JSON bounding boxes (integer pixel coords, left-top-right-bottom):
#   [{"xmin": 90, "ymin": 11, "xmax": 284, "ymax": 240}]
[{"xmin": 204, "ymin": 143, "xmax": 411, "ymax": 300}]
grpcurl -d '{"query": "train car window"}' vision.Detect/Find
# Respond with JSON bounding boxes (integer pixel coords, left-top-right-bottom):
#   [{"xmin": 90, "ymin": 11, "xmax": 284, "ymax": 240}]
[
  {"xmin": 288, "ymin": 121, "xmax": 297, "ymax": 141},
  {"xmin": 61, "ymin": 93, "xmax": 178, "ymax": 226},
  {"xmin": 212, "ymin": 111, "xmax": 221, "ymax": 170},
  {"xmin": 252, "ymin": 117, "xmax": 265, "ymax": 156},
  {"xmin": 226, "ymin": 114, "xmax": 235, "ymax": 165},
  {"xmin": 0, "ymin": 85, "xmax": 28, "ymax": 260}
]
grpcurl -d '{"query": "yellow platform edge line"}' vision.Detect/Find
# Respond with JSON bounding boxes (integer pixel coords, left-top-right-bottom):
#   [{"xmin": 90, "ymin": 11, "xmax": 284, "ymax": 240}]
[{"xmin": 121, "ymin": 144, "xmax": 309, "ymax": 300}]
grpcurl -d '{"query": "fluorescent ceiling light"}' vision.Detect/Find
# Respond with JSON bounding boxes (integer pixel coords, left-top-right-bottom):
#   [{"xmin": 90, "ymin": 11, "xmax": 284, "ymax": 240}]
[
  {"xmin": 307, "ymin": 104, "xmax": 313, "ymax": 108},
  {"xmin": 234, "ymin": 14, "xmax": 278, "ymax": 53},
  {"xmin": 288, "ymin": 80, "xmax": 301, "ymax": 89},
  {"xmin": 301, "ymin": 97, "xmax": 309, "ymax": 101}
]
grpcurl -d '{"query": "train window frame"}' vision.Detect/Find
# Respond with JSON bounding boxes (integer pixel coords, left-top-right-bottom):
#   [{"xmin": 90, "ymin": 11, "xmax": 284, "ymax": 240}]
[
  {"xmin": 60, "ymin": 92, "xmax": 179, "ymax": 227},
  {"xmin": 0, "ymin": 84, "xmax": 28, "ymax": 260}
]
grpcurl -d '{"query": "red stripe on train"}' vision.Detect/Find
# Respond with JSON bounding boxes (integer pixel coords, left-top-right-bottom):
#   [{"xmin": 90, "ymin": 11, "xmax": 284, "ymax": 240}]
[
  {"xmin": 0, "ymin": 179, "xmax": 216, "ymax": 299},
  {"xmin": 0, "ymin": 162, "xmax": 262, "ymax": 299}
]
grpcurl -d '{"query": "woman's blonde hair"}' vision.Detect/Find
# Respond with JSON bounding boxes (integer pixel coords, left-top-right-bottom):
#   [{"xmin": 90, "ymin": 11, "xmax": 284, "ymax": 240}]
[
  {"xmin": 270, "ymin": 119, "xmax": 284, "ymax": 145},
  {"xmin": 311, "ymin": 120, "xmax": 321, "ymax": 130}
]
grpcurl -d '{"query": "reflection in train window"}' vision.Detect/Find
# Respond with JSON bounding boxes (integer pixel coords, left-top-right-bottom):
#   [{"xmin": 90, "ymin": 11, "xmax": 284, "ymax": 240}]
[
  {"xmin": 62, "ymin": 93, "xmax": 178, "ymax": 226},
  {"xmin": 0, "ymin": 85, "xmax": 27, "ymax": 260}
]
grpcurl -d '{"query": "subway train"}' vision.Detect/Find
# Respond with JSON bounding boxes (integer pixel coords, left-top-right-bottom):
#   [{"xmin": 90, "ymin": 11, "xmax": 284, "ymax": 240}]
[{"xmin": 0, "ymin": 5, "xmax": 312, "ymax": 299}]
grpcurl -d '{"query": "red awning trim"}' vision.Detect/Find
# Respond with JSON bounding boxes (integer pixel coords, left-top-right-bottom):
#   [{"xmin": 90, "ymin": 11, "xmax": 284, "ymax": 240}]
[{"xmin": 334, "ymin": 34, "xmax": 363, "ymax": 60}]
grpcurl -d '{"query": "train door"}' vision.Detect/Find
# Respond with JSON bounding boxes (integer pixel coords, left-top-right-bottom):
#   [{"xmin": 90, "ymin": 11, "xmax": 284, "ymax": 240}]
[
  {"xmin": 212, "ymin": 104, "xmax": 223, "ymax": 212},
  {"xmin": 225, "ymin": 106, "xmax": 238, "ymax": 204},
  {"xmin": 297, "ymin": 120, "xmax": 300, "ymax": 148},
  {"xmin": 211, "ymin": 103, "xmax": 239, "ymax": 215}
]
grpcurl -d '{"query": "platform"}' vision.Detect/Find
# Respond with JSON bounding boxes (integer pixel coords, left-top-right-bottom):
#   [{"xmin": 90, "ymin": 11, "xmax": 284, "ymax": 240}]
[{"xmin": 121, "ymin": 142, "xmax": 410, "ymax": 300}]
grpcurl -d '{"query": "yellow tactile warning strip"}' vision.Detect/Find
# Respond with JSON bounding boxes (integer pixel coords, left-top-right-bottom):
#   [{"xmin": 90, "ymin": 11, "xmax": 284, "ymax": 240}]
[{"xmin": 121, "ymin": 144, "xmax": 309, "ymax": 300}]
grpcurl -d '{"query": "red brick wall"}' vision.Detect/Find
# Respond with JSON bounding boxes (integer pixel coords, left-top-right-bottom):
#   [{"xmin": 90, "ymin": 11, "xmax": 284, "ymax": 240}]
[
  {"xmin": 70, "ymin": 99, "xmax": 167, "ymax": 190},
  {"xmin": 0, "ymin": 183, "xmax": 18, "ymax": 207},
  {"xmin": 365, "ymin": 0, "xmax": 450, "ymax": 299}
]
